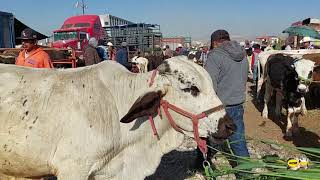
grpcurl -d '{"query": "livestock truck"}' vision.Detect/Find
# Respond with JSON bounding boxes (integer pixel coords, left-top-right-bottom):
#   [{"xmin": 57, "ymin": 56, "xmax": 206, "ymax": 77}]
[{"xmin": 52, "ymin": 15, "xmax": 106, "ymax": 60}]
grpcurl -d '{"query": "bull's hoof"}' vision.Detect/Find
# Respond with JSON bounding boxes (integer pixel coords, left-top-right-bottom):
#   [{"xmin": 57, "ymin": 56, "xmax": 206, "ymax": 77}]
[
  {"xmin": 262, "ymin": 110, "xmax": 268, "ymax": 119},
  {"xmin": 284, "ymin": 131, "xmax": 293, "ymax": 141},
  {"xmin": 283, "ymin": 135, "xmax": 293, "ymax": 141},
  {"xmin": 292, "ymin": 127, "xmax": 300, "ymax": 135}
]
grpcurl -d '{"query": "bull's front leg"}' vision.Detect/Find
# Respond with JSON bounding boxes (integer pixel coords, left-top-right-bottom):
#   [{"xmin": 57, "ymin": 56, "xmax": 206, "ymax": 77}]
[
  {"xmin": 262, "ymin": 79, "xmax": 273, "ymax": 119},
  {"xmin": 285, "ymin": 107, "xmax": 294, "ymax": 137},
  {"xmin": 275, "ymin": 90, "xmax": 283, "ymax": 119},
  {"xmin": 301, "ymin": 97, "xmax": 307, "ymax": 116},
  {"xmin": 292, "ymin": 112, "xmax": 300, "ymax": 135}
]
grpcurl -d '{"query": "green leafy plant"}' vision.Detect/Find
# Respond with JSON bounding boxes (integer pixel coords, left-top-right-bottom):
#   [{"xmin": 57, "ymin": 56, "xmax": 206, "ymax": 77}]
[{"xmin": 203, "ymin": 139, "xmax": 320, "ymax": 180}]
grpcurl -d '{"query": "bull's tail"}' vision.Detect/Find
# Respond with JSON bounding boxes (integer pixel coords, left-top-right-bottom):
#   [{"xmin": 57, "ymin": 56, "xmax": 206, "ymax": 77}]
[{"xmin": 256, "ymin": 58, "xmax": 269, "ymax": 100}]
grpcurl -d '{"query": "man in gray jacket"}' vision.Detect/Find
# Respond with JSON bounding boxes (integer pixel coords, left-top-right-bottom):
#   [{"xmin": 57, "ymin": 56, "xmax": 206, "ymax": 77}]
[{"xmin": 205, "ymin": 30, "xmax": 249, "ymax": 157}]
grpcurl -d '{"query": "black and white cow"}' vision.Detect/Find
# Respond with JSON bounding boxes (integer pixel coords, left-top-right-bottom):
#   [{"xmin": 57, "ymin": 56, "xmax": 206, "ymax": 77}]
[{"xmin": 262, "ymin": 54, "xmax": 316, "ymax": 137}]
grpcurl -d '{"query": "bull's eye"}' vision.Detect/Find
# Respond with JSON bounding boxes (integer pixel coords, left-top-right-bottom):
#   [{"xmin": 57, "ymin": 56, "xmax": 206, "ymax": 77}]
[
  {"xmin": 182, "ymin": 85, "xmax": 200, "ymax": 96},
  {"xmin": 308, "ymin": 71, "xmax": 313, "ymax": 79}
]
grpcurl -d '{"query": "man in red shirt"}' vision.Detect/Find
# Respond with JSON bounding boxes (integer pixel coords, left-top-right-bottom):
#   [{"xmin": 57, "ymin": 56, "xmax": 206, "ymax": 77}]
[
  {"xmin": 15, "ymin": 28, "xmax": 53, "ymax": 68},
  {"xmin": 251, "ymin": 44, "xmax": 262, "ymax": 85}
]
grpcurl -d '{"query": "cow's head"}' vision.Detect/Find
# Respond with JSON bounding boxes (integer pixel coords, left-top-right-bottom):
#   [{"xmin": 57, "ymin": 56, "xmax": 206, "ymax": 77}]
[
  {"xmin": 121, "ymin": 56, "xmax": 235, "ymax": 143},
  {"xmin": 293, "ymin": 59, "xmax": 316, "ymax": 93}
]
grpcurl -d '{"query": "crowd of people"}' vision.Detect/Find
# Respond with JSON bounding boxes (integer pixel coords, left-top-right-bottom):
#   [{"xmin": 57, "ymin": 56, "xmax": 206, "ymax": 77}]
[{"xmin": 83, "ymin": 37, "xmax": 129, "ymax": 67}]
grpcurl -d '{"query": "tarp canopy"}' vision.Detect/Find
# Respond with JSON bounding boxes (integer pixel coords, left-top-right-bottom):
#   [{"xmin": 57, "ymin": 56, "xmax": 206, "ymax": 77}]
[
  {"xmin": 283, "ymin": 25, "xmax": 320, "ymax": 39},
  {"xmin": 14, "ymin": 18, "xmax": 48, "ymax": 44}
]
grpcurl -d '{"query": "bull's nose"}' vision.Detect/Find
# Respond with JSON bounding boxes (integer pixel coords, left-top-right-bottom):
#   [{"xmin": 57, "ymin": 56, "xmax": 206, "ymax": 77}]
[
  {"xmin": 211, "ymin": 114, "xmax": 236, "ymax": 142},
  {"xmin": 297, "ymin": 84, "xmax": 308, "ymax": 93},
  {"xmin": 298, "ymin": 89, "xmax": 307, "ymax": 94},
  {"xmin": 221, "ymin": 114, "xmax": 236, "ymax": 133},
  {"xmin": 226, "ymin": 120, "xmax": 236, "ymax": 132}
]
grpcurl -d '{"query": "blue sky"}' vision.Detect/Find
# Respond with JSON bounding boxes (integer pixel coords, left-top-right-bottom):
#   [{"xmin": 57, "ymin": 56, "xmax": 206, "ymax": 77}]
[{"xmin": 1, "ymin": 0, "xmax": 319, "ymax": 41}]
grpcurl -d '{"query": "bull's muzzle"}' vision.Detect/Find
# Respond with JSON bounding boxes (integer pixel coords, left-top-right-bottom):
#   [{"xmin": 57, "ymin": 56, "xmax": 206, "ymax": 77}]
[
  {"xmin": 297, "ymin": 84, "xmax": 308, "ymax": 94},
  {"xmin": 210, "ymin": 114, "xmax": 236, "ymax": 143}
]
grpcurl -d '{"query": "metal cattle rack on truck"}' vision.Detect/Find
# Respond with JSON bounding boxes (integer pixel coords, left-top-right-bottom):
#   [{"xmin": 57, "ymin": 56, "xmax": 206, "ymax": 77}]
[
  {"xmin": 105, "ymin": 23, "xmax": 162, "ymax": 56},
  {"xmin": 0, "ymin": 11, "xmax": 15, "ymax": 48}
]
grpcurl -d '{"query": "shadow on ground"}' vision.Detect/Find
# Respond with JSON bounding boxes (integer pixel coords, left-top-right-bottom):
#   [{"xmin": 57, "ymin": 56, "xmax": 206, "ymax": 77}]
[{"xmin": 146, "ymin": 149, "xmax": 201, "ymax": 180}]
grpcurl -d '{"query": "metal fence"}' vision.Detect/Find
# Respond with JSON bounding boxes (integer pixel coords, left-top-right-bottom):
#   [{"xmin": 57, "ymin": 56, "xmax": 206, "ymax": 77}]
[
  {"xmin": 105, "ymin": 23, "xmax": 162, "ymax": 54},
  {"xmin": 0, "ymin": 11, "xmax": 15, "ymax": 48}
]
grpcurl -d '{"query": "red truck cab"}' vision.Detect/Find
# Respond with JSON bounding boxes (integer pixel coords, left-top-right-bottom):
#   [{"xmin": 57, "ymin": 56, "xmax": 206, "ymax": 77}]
[{"xmin": 53, "ymin": 15, "xmax": 105, "ymax": 52}]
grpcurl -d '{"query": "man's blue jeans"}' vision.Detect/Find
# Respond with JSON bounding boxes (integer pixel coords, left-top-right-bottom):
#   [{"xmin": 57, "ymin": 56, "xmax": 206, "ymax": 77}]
[
  {"xmin": 207, "ymin": 104, "xmax": 249, "ymax": 158},
  {"xmin": 225, "ymin": 104, "xmax": 250, "ymax": 157},
  {"xmin": 252, "ymin": 65, "xmax": 258, "ymax": 84}
]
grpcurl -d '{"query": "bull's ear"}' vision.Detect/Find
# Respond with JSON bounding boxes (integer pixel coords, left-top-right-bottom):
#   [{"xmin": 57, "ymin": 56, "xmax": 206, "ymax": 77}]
[{"xmin": 120, "ymin": 91, "xmax": 162, "ymax": 123}]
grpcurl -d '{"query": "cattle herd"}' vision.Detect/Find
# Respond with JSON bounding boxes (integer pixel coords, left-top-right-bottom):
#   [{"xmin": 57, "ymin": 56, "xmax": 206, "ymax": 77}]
[{"xmin": 0, "ymin": 50, "xmax": 319, "ymax": 179}]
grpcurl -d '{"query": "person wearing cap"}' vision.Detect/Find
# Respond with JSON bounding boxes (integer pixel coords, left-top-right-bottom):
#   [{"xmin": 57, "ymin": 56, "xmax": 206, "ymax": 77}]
[
  {"xmin": 96, "ymin": 39, "xmax": 109, "ymax": 61},
  {"xmin": 107, "ymin": 42, "xmax": 116, "ymax": 60},
  {"xmin": 251, "ymin": 44, "xmax": 262, "ymax": 85},
  {"xmin": 163, "ymin": 45, "xmax": 173, "ymax": 59},
  {"xmin": 15, "ymin": 28, "xmax": 53, "ymax": 68},
  {"xmin": 200, "ymin": 46, "xmax": 209, "ymax": 66},
  {"xmin": 115, "ymin": 42, "xmax": 131, "ymax": 70},
  {"xmin": 205, "ymin": 29, "xmax": 249, "ymax": 158},
  {"xmin": 83, "ymin": 37, "xmax": 102, "ymax": 66},
  {"xmin": 175, "ymin": 44, "xmax": 183, "ymax": 55},
  {"xmin": 301, "ymin": 37, "xmax": 314, "ymax": 49}
]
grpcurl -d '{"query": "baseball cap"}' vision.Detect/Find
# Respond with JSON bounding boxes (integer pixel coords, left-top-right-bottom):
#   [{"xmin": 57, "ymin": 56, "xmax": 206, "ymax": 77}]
[
  {"xmin": 300, "ymin": 37, "xmax": 312, "ymax": 43},
  {"xmin": 17, "ymin": 28, "xmax": 38, "ymax": 40},
  {"xmin": 211, "ymin": 29, "xmax": 230, "ymax": 42},
  {"xmin": 121, "ymin": 42, "xmax": 127, "ymax": 47}
]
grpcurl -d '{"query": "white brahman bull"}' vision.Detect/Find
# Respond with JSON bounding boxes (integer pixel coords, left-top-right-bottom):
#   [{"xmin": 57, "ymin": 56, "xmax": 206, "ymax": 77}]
[
  {"xmin": 261, "ymin": 53, "xmax": 316, "ymax": 137},
  {"xmin": 0, "ymin": 56, "xmax": 234, "ymax": 180},
  {"xmin": 131, "ymin": 56, "xmax": 149, "ymax": 73}
]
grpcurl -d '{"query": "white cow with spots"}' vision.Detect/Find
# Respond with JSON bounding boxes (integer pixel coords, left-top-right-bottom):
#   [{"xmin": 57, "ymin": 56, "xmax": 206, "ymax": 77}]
[{"xmin": 0, "ymin": 56, "xmax": 234, "ymax": 180}]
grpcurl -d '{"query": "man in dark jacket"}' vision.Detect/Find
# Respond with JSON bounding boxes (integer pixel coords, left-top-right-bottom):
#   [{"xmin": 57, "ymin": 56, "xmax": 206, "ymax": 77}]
[
  {"xmin": 115, "ymin": 42, "xmax": 131, "ymax": 69},
  {"xmin": 83, "ymin": 37, "xmax": 102, "ymax": 66},
  {"xmin": 205, "ymin": 30, "xmax": 249, "ymax": 158}
]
